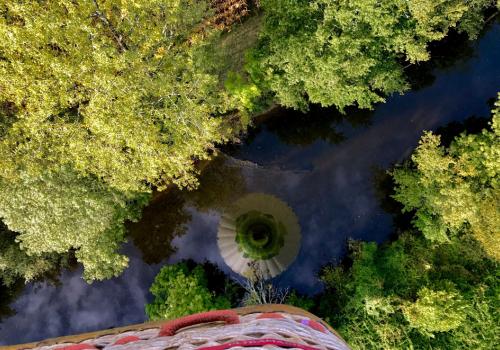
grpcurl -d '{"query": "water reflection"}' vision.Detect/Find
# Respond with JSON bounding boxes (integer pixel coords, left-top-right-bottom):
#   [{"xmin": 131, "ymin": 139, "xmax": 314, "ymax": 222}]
[
  {"xmin": 239, "ymin": 105, "xmax": 373, "ymax": 148},
  {"xmin": 0, "ymin": 222, "xmax": 71, "ymax": 323},
  {"xmin": 371, "ymin": 166, "xmax": 414, "ymax": 233},
  {"xmin": 0, "ymin": 281, "xmax": 23, "ymax": 322},
  {"xmin": 186, "ymin": 155, "xmax": 248, "ymax": 212},
  {"xmin": 263, "ymin": 106, "xmax": 372, "ymax": 146},
  {"xmin": 435, "ymin": 115, "xmax": 492, "ymax": 147},
  {"xmin": 126, "ymin": 155, "xmax": 247, "ymax": 265},
  {"xmin": 0, "ymin": 244, "xmax": 159, "ymax": 345},
  {"xmin": 406, "ymin": 30, "xmax": 476, "ymax": 90},
  {"xmin": 217, "ymin": 193, "xmax": 301, "ymax": 278},
  {"xmin": 126, "ymin": 190, "xmax": 190, "ymax": 265}
]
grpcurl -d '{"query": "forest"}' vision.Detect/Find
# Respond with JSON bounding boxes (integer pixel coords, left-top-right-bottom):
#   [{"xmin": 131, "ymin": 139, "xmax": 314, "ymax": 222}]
[{"xmin": 0, "ymin": 0, "xmax": 499, "ymax": 348}]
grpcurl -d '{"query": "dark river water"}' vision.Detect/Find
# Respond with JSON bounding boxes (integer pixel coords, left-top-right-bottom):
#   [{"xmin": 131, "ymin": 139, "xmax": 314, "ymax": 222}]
[{"xmin": 1, "ymin": 22, "xmax": 499, "ymax": 346}]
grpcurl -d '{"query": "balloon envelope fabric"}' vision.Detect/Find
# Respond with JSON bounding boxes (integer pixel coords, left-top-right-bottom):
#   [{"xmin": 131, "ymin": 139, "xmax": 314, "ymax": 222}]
[{"xmin": 217, "ymin": 193, "xmax": 301, "ymax": 278}]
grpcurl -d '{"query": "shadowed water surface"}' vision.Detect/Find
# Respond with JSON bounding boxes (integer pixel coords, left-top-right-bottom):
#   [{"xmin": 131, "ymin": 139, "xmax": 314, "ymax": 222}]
[{"xmin": 1, "ymin": 23, "xmax": 500, "ymax": 345}]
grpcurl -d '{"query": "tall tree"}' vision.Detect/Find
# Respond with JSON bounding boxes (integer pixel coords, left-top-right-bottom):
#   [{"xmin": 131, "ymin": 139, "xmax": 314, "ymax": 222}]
[
  {"xmin": 0, "ymin": 0, "xmax": 236, "ymax": 193},
  {"xmin": 0, "ymin": 0, "xmax": 243, "ymax": 282},
  {"xmin": 247, "ymin": 0, "xmax": 495, "ymax": 110},
  {"xmin": 0, "ymin": 169, "xmax": 149, "ymax": 281},
  {"xmin": 392, "ymin": 94, "xmax": 500, "ymax": 259},
  {"xmin": 318, "ymin": 233, "xmax": 499, "ymax": 349}
]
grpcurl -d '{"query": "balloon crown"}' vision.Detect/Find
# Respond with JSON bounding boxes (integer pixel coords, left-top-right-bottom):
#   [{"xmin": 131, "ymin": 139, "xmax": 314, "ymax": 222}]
[{"xmin": 234, "ymin": 210, "xmax": 286, "ymax": 260}]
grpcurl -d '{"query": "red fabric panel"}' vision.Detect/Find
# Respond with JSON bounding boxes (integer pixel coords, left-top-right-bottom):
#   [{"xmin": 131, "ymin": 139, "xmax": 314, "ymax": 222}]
[
  {"xmin": 159, "ymin": 310, "xmax": 239, "ymax": 336},
  {"xmin": 113, "ymin": 335, "xmax": 141, "ymax": 345},
  {"xmin": 198, "ymin": 338, "xmax": 321, "ymax": 350},
  {"xmin": 56, "ymin": 344, "xmax": 97, "ymax": 350},
  {"xmin": 306, "ymin": 319, "xmax": 327, "ymax": 333}
]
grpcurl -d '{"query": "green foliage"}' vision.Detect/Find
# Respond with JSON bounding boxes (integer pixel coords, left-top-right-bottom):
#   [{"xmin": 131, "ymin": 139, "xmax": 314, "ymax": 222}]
[
  {"xmin": 0, "ymin": 1, "xmax": 253, "ymax": 283},
  {"xmin": 286, "ymin": 290, "xmax": 315, "ymax": 311},
  {"xmin": 248, "ymin": 0, "xmax": 494, "ymax": 110},
  {"xmin": 0, "ymin": 169, "xmax": 150, "ymax": 282},
  {"xmin": 315, "ymin": 101, "xmax": 500, "ymax": 348},
  {"xmin": 402, "ymin": 287, "xmax": 467, "ymax": 335},
  {"xmin": 319, "ymin": 118, "xmax": 499, "ymax": 346},
  {"xmin": 392, "ymin": 95, "xmax": 500, "ymax": 259},
  {"xmin": 0, "ymin": 0, "xmax": 236, "ymax": 193},
  {"xmin": 0, "ymin": 222, "xmax": 66, "ymax": 286},
  {"xmin": 318, "ymin": 234, "xmax": 499, "ymax": 349},
  {"xmin": 224, "ymin": 72, "xmax": 262, "ymax": 112},
  {"xmin": 145, "ymin": 262, "xmax": 233, "ymax": 321}
]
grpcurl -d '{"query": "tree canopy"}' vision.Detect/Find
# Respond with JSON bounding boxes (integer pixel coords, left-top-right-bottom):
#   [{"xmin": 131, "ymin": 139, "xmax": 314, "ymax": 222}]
[
  {"xmin": 145, "ymin": 262, "xmax": 236, "ymax": 321},
  {"xmin": 0, "ymin": 0, "xmax": 241, "ymax": 283},
  {"xmin": 246, "ymin": 0, "xmax": 495, "ymax": 110},
  {"xmin": 392, "ymin": 95, "xmax": 500, "ymax": 259},
  {"xmin": 0, "ymin": 222, "xmax": 66, "ymax": 287},
  {"xmin": 0, "ymin": 168, "xmax": 150, "ymax": 282},
  {"xmin": 0, "ymin": 0, "xmax": 236, "ymax": 193},
  {"xmin": 289, "ymin": 99, "xmax": 500, "ymax": 349},
  {"xmin": 317, "ymin": 233, "xmax": 499, "ymax": 349}
]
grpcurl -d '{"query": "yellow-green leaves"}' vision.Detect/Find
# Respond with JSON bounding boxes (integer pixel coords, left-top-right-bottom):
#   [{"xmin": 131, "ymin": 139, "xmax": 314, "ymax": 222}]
[
  {"xmin": 393, "ymin": 94, "xmax": 500, "ymax": 259},
  {"xmin": 0, "ymin": 1, "xmax": 241, "ymax": 283},
  {"xmin": 250, "ymin": 0, "xmax": 494, "ymax": 110},
  {"xmin": 0, "ymin": 0, "xmax": 228, "ymax": 193},
  {"xmin": 403, "ymin": 287, "xmax": 468, "ymax": 336},
  {"xmin": 0, "ymin": 223, "xmax": 66, "ymax": 287},
  {"xmin": 0, "ymin": 169, "xmax": 150, "ymax": 282}
]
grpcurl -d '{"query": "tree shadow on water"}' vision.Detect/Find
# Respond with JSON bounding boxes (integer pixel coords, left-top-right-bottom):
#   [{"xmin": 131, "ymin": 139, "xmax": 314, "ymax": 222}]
[
  {"xmin": 127, "ymin": 155, "xmax": 247, "ymax": 265},
  {"xmin": 126, "ymin": 190, "xmax": 191, "ymax": 265},
  {"xmin": 185, "ymin": 155, "xmax": 248, "ymax": 212},
  {"xmin": 405, "ymin": 29, "xmax": 476, "ymax": 91},
  {"xmin": 0, "ymin": 280, "xmax": 24, "ymax": 322},
  {"xmin": 433, "ymin": 95, "xmax": 496, "ymax": 147},
  {"xmin": 433, "ymin": 96, "xmax": 496, "ymax": 146},
  {"xmin": 221, "ymin": 101, "xmax": 373, "ymax": 157},
  {"xmin": 261, "ymin": 104, "xmax": 373, "ymax": 146},
  {"xmin": 371, "ymin": 166, "xmax": 414, "ymax": 238}
]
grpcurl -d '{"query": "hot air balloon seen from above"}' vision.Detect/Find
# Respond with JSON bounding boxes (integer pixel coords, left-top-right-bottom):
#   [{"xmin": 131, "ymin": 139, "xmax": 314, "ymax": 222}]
[{"xmin": 217, "ymin": 193, "xmax": 301, "ymax": 279}]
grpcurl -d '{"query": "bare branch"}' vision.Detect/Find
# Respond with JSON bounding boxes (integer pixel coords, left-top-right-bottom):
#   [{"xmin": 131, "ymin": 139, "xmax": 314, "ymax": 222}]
[
  {"xmin": 91, "ymin": 0, "xmax": 128, "ymax": 52},
  {"xmin": 236, "ymin": 261, "xmax": 289, "ymax": 306}
]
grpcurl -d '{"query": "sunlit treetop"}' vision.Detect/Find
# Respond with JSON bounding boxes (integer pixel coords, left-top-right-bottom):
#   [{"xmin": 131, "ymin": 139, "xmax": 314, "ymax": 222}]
[
  {"xmin": 0, "ymin": 167, "xmax": 151, "ymax": 282},
  {"xmin": 248, "ymin": 0, "xmax": 496, "ymax": 111},
  {"xmin": 0, "ymin": 0, "xmax": 236, "ymax": 193},
  {"xmin": 393, "ymin": 93, "xmax": 500, "ymax": 260}
]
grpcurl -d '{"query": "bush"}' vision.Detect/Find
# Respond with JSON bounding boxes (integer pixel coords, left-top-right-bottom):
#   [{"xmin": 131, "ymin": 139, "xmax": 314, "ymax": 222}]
[
  {"xmin": 316, "ymin": 233, "xmax": 499, "ymax": 349},
  {"xmin": 145, "ymin": 261, "xmax": 239, "ymax": 321}
]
